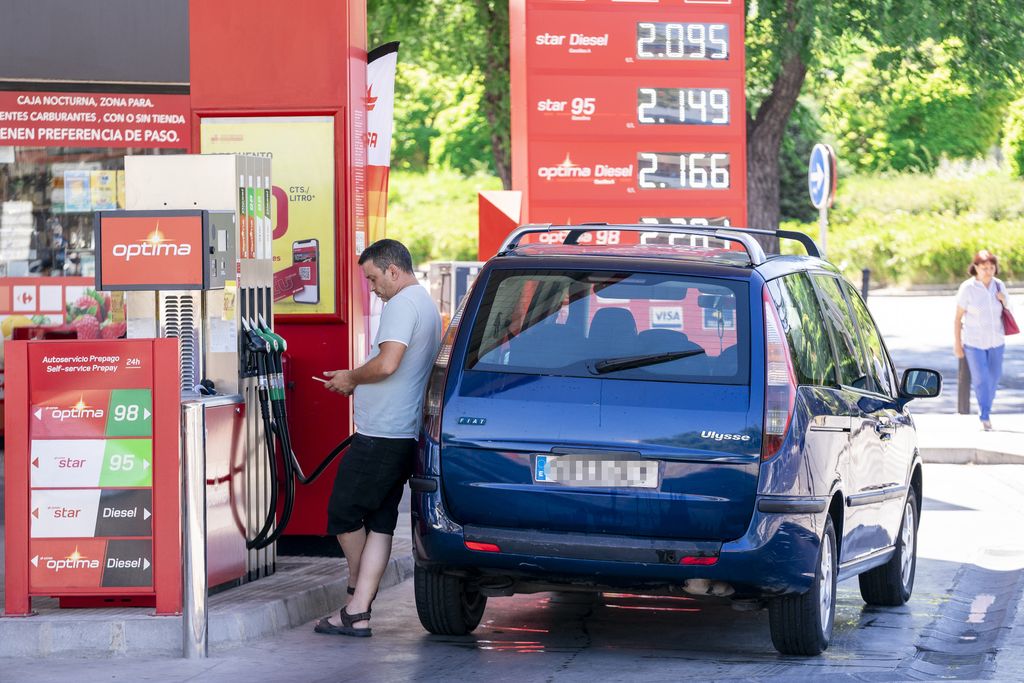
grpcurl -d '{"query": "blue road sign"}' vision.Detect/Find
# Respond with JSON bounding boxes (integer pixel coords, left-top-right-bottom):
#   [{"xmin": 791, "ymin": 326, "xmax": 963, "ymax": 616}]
[{"xmin": 808, "ymin": 143, "xmax": 834, "ymax": 209}]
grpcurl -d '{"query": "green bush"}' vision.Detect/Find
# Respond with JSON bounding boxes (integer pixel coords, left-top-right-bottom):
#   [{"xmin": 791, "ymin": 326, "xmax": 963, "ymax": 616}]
[
  {"xmin": 782, "ymin": 169, "xmax": 1024, "ymax": 284},
  {"xmin": 1004, "ymin": 96, "xmax": 1024, "ymax": 179},
  {"xmin": 383, "ymin": 169, "xmax": 502, "ymax": 264},
  {"xmin": 818, "ymin": 42, "xmax": 1008, "ymax": 174},
  {"xmin": 782, "ymin": 214, "xmax": 1024, "ymax": 285}
]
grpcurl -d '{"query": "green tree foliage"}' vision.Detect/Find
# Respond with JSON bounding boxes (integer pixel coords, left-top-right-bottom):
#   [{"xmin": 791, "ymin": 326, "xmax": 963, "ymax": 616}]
[
  {"xmin": 369, "ymin": 0, "xmax": 510, "ymax": 186},
  {"xmin": 744, "ymin": 0, "xmax": 1024, "ymax": 235},
  {"xmin": 370, "ymin": 1, "xmax": 1024, "ymax": 228},
  {"xmin": 779, "ymin": 101, "xmax": 822, "ymax": 222},
  {"xmin": 1003, "ymin": 96, "xmax": 1024, "ymax": 178},
  {"xmin": 391, "ymin": 65, "xmax": 492, "ymax": 174},
  {"xmin": 386, "ymin": 170, "xmax": 503, "ymax": 264},
  {"xmin": 818, "ymin": 42, "xmax": 1009, "ymax": 173}
]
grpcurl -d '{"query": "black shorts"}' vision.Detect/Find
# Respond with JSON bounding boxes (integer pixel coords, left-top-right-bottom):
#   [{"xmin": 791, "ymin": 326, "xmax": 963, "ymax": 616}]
[{"xmin": 326, "ymin": 433, "xmax": 415, "ymax": 535}]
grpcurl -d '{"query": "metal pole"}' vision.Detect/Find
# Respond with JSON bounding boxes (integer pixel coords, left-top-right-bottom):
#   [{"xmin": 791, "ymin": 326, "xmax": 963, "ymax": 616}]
[
  {"xmin": 182, "ymin": 402, "xmax": 208, "ymax": 658},
  {"xmin": 818, "ymin": 204, "xmax": 828, "ymax": 259},
  {"xmin": 957, "ymin": 357, "xmax": 972, "ymax": 415}
]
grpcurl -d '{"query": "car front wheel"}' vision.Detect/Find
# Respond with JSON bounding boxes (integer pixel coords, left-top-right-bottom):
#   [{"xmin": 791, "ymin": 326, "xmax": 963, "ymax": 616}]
[
  {"xmin": 768, "ymin": 515, "xmax": 837, "ymax": 656},
  {"xmin": 414, "ymin": 565, "xmax": 487, "ymax": 635},
  {"xmin": 859, "ymin": 488, "xmax": 918, "ymax": 606}
]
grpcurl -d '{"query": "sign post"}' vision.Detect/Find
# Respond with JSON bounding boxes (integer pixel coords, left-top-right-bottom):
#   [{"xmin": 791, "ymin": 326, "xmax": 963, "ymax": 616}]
[{"xmin": 808, "ymin": 143, "xmax": 836, "ymax": 256}]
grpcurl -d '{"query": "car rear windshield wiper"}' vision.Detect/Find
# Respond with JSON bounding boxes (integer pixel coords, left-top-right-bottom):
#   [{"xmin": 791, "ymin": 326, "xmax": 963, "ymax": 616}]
[{"xmin": 591, "ymin": 349, "xmax": 707, "ymax": 375}]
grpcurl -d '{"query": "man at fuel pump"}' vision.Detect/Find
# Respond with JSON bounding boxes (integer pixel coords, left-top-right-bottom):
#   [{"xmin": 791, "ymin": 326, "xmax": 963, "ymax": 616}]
[{"xmin": 314, "ymin": 239, "xmax": 441, "ymax": 638}]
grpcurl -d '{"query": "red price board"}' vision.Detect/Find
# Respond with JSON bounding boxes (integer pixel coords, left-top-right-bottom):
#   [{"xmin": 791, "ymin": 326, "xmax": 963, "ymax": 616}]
[
  {"xmin": 4, "ymin": 339, "xmax": 181, "ymax": 615},
  {"xmin": 511, "ymin": 0, "xmax": 747, "ymax": 228}
]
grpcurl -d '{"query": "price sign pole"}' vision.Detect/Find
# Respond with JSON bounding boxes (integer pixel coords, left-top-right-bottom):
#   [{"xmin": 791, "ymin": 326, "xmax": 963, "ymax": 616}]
[{"xmin": 808, "ymin": 143, "xmax": 837, "ymax": 256}]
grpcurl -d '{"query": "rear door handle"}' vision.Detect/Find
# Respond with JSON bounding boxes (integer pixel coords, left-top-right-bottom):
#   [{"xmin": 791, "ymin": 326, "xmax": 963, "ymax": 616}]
[{"xmin": 873, "ymin": 418, "xmax": 895, "ymax": 440}]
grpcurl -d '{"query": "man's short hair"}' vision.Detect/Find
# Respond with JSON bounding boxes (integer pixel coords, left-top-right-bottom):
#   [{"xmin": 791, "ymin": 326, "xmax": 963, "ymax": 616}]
[{"xmin": 358, "ymin": 238, "xmax": 414, "ymax": 274}]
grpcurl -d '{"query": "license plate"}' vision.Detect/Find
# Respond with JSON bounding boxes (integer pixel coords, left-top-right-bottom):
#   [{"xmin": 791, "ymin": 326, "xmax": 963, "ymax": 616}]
[{"xmin": 534, "ymin": 455, "xmax": 658, "ymax": 488}]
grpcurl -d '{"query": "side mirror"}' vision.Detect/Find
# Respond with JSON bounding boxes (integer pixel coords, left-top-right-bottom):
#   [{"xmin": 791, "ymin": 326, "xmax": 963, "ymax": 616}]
[{"xmin": 899, "ymin": 368, "xmax": 942, "ymax": 400}]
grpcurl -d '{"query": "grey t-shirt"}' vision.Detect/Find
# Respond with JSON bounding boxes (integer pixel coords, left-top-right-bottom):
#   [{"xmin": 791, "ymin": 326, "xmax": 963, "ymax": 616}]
[{"xmin": 354, "ymin": 283, "xmax": 441, "ymax": 438}]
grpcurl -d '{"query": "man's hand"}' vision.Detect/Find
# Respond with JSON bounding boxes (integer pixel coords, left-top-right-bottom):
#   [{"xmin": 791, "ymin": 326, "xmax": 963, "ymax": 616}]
[{"xmin": 323, "ymin": 370, "xmax": 356, "ymax": 396}]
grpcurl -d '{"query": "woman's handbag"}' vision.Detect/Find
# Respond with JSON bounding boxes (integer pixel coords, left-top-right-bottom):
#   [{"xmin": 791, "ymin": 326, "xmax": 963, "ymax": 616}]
[{"xmin": 1002, "ymin": 306, "xmax": 1020, "ymax": 336}]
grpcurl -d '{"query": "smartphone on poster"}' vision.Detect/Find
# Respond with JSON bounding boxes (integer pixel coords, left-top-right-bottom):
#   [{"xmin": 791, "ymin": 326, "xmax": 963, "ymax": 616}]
[{"xmin": 292, "ymin": 239, "xmax": 320, "ymax": 304}]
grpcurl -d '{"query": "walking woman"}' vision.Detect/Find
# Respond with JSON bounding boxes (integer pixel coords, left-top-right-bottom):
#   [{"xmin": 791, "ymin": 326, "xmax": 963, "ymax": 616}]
[{"xmin": 954, "ymin": 250, "xmax": 1013, "ymax": 430}]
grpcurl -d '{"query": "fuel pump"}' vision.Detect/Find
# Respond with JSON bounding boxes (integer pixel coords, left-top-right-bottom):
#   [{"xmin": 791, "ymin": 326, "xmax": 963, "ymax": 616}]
[
  {"xmin": 240, "ymin": 316, "xmax": 350, "ymax": 550},
  {"xmin": 104, "ymin": 155, "xmax": 354, "ymax": 584}
]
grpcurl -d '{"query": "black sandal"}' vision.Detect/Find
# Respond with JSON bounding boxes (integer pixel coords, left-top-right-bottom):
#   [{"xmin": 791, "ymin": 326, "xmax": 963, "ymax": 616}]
[{"xmin": 314, "ymin": 606, "xmax": 373, "ymax": 637}]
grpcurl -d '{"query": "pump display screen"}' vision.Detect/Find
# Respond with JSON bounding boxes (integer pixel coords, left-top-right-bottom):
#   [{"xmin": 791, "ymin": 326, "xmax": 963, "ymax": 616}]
[
  {"xmin": 95, "ymin": 210, "xmax": 208, "ymax": 290},
  {"xmin": 513, "ymin": 0, "xmax": 747, "ymax": 227}
]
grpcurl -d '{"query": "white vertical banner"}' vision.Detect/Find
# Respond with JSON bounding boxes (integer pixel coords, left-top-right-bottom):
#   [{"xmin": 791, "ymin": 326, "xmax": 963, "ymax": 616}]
[{"xmin": 364, "ymin": 41, "xmax": 400, "ymax": 358}]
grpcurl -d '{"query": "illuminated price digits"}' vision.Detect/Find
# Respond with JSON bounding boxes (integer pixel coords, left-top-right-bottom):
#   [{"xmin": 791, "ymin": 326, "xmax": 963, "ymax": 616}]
[
  {"xmin": 113, "ymin": 404, "xmax": 140, "ymax": 422},
  {"xmin": 110, "ymin": 453, "xmax": 136, "ymax": 471},
  {"xmin": 688, "ymin": 154, "xmax": 709, "ymax": 187},
  {"xmin": 638, "ymin": 152, "xmax": 659, "ymax": 188},
  {"xmin": 637, "ymin": 152, "xmax": 731, "ymax": 190},
  {"xmin": 637, "ymin": 22, "xmax": 656, "ymax": 58},
  {"xmin": 635, "ymin": 22, "xmax": 729, "ymax": 61},
  {"xmin": 638, "ymin": 88, "xmax": 656, "ymax": 123},
  {"xmin": 686, "ymin": 24, "xmax": 706, "ymax": 59},
  {"xmin": 710, "ymin": 153, "xmax": 729, "ymax": 188},
  {"xmin": 710, "ymin": 90, "xmax": 728, "ymax": 124},
  {"xmin": 638, "ymin": 88, "xmax": 730, "ymax": 125}
]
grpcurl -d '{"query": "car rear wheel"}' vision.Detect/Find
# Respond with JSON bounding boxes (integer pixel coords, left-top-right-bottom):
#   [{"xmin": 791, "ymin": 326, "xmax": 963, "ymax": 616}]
[
  {"xmin": 414, "ymin": 565, "xmax": 487, "ymax": 635},
  {"xmin": 859, "ymin": 488, "xmax": 918, "ymax": 606},
  {"xmin": 768, "ymin": 515, "xmax": 837, "ymax": 656}
]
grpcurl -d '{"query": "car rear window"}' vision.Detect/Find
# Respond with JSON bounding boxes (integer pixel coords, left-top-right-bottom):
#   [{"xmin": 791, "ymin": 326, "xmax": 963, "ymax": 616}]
[{"xmin": 464, "ymin": 269, "xmax": 749, "ymax": 384}]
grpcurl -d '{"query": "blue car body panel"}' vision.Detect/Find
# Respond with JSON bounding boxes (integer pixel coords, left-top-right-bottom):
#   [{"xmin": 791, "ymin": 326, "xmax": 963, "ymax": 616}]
[{"xmin": 413, "ymin": 249, "xmax": 925, "ymax": 598}]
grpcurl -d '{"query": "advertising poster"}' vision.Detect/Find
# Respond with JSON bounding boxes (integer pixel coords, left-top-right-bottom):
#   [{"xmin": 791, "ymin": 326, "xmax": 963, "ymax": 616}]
[
  {"xmin": 200, "ymin": 117, "xmax": 336, "ymax": 317},
  {"xmin": 90, "ymin": 170, "xmax": 118, "ymax": 210},
  {"xmin": 63, "ymin": 170, "xmax": 91, "ymax": 213}
]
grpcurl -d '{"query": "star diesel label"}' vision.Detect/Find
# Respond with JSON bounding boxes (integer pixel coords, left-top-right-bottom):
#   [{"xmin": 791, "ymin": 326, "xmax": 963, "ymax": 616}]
[{"xmin": 31, "ymin": 489, "xmax": 153, "ymax": 538}]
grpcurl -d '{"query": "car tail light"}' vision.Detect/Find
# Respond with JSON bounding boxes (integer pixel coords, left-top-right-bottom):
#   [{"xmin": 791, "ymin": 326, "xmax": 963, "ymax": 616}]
[
  {"xmin": 761, "ymin": 286, "xmax": 796, "ymax": 461},
  {"xmin": 679, "ymin": 555, "xmax": 718, "ymax": 566},
  {"xmin": 465, "ymin": 541, "xmax": 501, "ymax": 553},
  {"xmin": 424, "ymin": 300, "xmax": 466, "ymax": 442}
]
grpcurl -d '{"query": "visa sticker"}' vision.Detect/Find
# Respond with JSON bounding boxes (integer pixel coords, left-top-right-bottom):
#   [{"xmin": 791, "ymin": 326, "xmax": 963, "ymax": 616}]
[{"xmin": 535, "ymin": 455, "xmax": 548, "ymax": 481}]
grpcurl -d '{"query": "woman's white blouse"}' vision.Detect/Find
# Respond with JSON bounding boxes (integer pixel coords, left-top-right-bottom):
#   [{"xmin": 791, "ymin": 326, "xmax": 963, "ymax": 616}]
[{"xmin": 957, "ymin": 277, "xmax": 1011, "ymax": 350}]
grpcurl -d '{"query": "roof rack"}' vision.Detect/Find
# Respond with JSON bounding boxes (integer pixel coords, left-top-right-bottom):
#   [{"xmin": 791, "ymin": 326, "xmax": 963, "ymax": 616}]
[{"xmin": 497, "ymin": 223, "xmax": 821, "ymax": 266}]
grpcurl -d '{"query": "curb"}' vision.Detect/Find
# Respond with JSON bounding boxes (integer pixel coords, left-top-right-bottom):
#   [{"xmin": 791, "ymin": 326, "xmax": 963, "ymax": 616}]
[
  {"xmin": 921, "ymin": 448, "xmax": 1024, "ymax": 466},
  {"xmin": 0, "ymin": 552, "xmax": 415, "ymax": 658}
]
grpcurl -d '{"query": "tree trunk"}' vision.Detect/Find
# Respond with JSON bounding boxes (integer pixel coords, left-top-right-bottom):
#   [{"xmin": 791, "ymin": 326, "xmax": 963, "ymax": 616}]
[
  {"xmin": 481, "ymin": 89, "xmax": 511, "ymax": 189},
  {"xmin": 474, "ymin": 0, "xmax": 512, "ymax": 189},
  {"xmin": 746, "ymin": 41, "xmax": 808, "ymax": 252}
]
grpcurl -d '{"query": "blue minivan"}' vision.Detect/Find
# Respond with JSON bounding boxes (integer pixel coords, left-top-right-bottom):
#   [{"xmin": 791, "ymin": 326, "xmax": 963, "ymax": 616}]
[{"xmin": 410, "ymin": 225, "xmax": 940, "ymax": 655}]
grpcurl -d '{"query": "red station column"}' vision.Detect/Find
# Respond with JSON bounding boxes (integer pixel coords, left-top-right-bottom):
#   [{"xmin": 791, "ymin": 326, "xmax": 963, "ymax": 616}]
[{"xmin": 189, "ymin": 0, "xmax": 368, "ymax": 537}]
